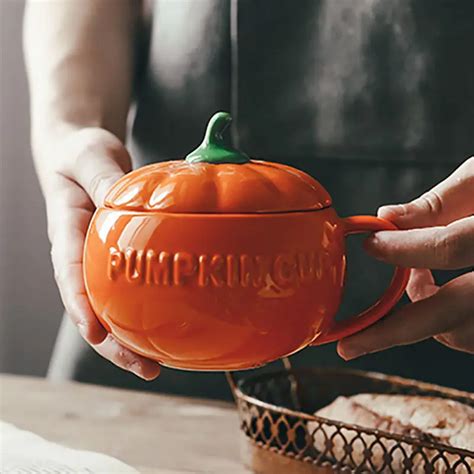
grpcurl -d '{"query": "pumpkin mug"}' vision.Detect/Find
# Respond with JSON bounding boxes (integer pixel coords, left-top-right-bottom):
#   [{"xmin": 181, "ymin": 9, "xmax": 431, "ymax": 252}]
[{"xmin": 84, "ymin": 112, "xmax": 410, "ymax": 371}]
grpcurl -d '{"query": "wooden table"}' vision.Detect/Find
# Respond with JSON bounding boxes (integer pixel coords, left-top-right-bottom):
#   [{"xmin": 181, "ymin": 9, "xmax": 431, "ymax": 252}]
[{"xmin": 0, "ymin": 374, "xmax": 250, "ymax": 473}]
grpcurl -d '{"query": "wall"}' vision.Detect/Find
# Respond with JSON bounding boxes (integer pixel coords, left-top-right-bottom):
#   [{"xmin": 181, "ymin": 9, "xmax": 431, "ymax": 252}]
[{"xmin": 0, "ymin": 0, "xmax": 63, "ymax": 376}]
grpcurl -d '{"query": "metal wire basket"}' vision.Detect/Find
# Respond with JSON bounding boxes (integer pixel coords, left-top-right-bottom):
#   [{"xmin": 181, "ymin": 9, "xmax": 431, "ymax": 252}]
[{"xmin": 227, "ymin": 362, "xmax": 474, "ymax": 473}]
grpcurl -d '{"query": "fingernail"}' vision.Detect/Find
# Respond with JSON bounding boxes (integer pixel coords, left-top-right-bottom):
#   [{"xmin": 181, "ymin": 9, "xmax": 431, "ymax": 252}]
[
  {"xmin": 130, "ymin": 361, "xmax": 160, "ymax": 380},
  {"xmin": 363, "ymin": 235, "xmax": 382, "ymax": 256},
  {"xmin": 77, "ymin": 323, "xmax": 88, "ymax": 339},
  {"xmin": 129, "ymin": 361, "xmax": 145, "ymax": 378},
  {"xmin": 77, "ymin": 322, "xmax": 106, "ymax": 345},
  {"xmin": 143, "ymin": 366, "xmax": 160, "ymax": 381},
  {"xmin": 378, "ymin": 204, "xmax": 405, "ymax": 219},
  {"xmin": 338, "ymin": 343, "xmax": 366, "ymax": 361}
]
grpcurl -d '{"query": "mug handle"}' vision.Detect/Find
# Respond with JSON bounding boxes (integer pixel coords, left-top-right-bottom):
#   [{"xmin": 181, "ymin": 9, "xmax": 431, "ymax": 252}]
[{"xmin": 312, "ymin": 215, "xmax": 411, "ymax": 345}]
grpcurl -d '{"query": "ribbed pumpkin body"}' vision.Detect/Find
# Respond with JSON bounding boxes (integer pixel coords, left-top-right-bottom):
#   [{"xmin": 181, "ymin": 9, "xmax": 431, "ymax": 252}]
[{"xmin": 83, "ymin": 112, "xmax": 408, "ymax": 370}]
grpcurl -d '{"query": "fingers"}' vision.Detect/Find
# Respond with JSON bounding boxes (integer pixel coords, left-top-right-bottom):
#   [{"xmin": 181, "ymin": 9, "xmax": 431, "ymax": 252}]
[
  {"xmin": 378, "ymin": 156, "xmax": 474, "ymax": 228},
  {"xmin": 49, "ymin": 187, "xmax": 107, "ymax": 344},
  {"xmin": 338, "ymin": 272, "xmax": 474, "ymax": 360},
  {"xmin": 365, "ymin": 215, "xmax": 474, "ymax": 269},
  {"xmin": 54, "ymin": 254, "xmax": 106, "ymax": 345},
  {"xmin": 406, "ymin": 269, "xmax": 439, "ymax": 302},
  {"xmin": 434, "ymin": 324, "xmax": 474, "ymax": 354},
  {"xmin": 93, "ymin": 334, "xmax": 161, "ymax": 380},
  {"xmin": 50, "ymin": 194, "xmax": 161, "ymax": 378}
]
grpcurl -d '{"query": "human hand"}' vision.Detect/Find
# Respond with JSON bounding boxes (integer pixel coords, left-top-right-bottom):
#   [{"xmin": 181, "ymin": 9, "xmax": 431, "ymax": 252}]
[
  {"xmin": 41, "ymin": 127, "xmax": 161, "ymax": 379},
  {"xmin": 338, "ymin": 157, "xmax": 474, "ymax": 359}
]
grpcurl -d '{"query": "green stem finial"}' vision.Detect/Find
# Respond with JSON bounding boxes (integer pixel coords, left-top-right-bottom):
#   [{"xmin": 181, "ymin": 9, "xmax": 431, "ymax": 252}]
[{"xmin": 185, "ymin": 112, "xmax": 250, "ymax": 164}]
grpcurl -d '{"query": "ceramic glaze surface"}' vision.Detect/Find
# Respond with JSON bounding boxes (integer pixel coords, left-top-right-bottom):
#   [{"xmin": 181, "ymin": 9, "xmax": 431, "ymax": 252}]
[
  {"xmin": 84, "ymin": 209, "xmax": 345, "ymax": 370},
  {"xmin": 104, "ymin": 160, "xmax": 332, "ymax": 214}
]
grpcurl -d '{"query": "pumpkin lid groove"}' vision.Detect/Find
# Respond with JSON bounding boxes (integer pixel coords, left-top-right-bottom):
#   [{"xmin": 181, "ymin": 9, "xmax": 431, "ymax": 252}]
[{"xmin": 104, "ymin": 112, "xmax": 332, "ymax": 214}]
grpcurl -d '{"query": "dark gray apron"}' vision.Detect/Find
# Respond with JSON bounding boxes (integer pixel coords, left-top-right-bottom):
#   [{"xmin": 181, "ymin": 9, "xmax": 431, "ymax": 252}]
[{"xmin": 48, "ymin": 0, "xmax": 474, "ymax": 398}]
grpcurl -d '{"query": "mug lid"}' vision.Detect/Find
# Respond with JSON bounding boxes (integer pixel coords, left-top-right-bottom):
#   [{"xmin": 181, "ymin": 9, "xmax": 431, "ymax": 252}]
[{"xmin": 104, "ymin": 112, "xmax": 332, "ymax": 214}]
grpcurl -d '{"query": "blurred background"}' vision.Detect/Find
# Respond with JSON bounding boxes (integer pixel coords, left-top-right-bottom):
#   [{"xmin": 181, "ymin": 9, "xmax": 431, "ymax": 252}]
[{"xmin": 1, "ymin": 0, "xmax": 63, "ymax": 377}]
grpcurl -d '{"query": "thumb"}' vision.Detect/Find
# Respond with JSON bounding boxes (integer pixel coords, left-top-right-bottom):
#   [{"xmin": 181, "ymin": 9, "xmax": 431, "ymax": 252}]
[
  {"xmin": 378, "ymin": 157, "xmax": 474, "ymax": 229},
  {"xmin": 64, "ymin": 128, "xmax": 132, "ymax": 207},
  {"xmin": 406, "ymin": 268, "xmax": 439, "ymax": 302}
]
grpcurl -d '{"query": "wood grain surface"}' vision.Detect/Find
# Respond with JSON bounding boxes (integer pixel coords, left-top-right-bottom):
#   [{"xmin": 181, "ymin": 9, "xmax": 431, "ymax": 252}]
[{"xmin": 0, "ymin": 374, "xmax": 250, "ymax": 473}]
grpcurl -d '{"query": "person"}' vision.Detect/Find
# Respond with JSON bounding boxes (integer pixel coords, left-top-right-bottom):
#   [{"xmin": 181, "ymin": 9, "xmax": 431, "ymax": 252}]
[{"xmin": 23, "ymin": 0, "xmax": 474, "ymax": 399}]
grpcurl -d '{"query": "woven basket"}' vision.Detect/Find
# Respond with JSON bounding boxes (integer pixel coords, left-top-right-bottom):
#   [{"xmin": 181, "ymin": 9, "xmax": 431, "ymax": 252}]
[{"xmin": 227, "ymin": 362, "xmax": 474, "ymax": 473}]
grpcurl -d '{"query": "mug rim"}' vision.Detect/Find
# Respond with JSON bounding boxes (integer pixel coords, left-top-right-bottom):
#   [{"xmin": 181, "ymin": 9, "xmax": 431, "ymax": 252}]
[{"xmin": 99, "ymin": 205, "xmax": 334, "ymax": 218}]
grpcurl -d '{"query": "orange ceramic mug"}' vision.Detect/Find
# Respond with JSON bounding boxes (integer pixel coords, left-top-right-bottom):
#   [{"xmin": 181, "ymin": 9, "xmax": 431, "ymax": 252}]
[{"xmin": 84, "ymin": 113, "xmax": 410, "ymax": 371}]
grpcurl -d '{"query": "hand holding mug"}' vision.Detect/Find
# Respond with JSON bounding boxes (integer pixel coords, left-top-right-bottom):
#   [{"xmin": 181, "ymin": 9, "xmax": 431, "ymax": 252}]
[{"xmin": 340, "ymin": 157, "xmax": 474, "ymax": 359}]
